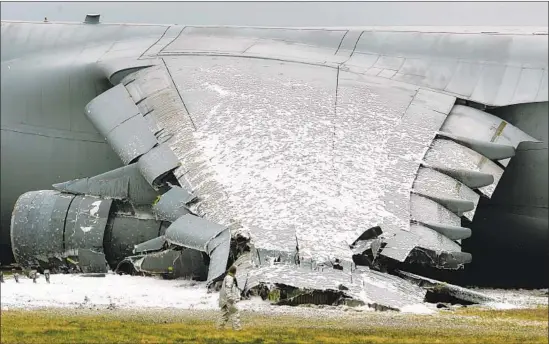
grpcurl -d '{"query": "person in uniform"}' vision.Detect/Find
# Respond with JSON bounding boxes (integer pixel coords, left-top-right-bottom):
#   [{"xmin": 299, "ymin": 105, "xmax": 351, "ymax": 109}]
[{"xmin": 217, "ymin": 265, "xmax": 242, "ymax": 330}]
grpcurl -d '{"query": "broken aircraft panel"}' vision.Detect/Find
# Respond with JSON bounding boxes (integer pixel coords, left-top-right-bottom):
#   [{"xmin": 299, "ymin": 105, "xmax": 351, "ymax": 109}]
[
  {"xmin": 131, "ymin": 249, "xmax": 181, "ymax": 275},
  {"xmin": 239, "ymin": 263, "xmax": 427, "ymax": 311},
  {"xmin": 10, "ymin": 190, "xmax": 180, "ymax": 272},
  {"xmin": 133, "ymin": 236, "xmax": 167, "ymax": 255},
  {"xmin": 396, "ymin": 270, "xmax": 499, "ymax": 304},
  {"xmin": 206, "ymin": 229, "xmax": 231, "ymax": 284},
  {"xmin": 78, "ymin": 249, "xmax": 108, "ymax": 274},
  {"xmin": 174, "ymin": 249, "xmax": 209, "ymax": 281},
  {"xmin": 117, "ymin": 248, "xmax": 208, "ymax": 280},
  {"xmin": 136, "ymin": 143, "xmax": 181, "ymax": 189},
  {"xmin": 152, "ymin": 186, "xmax": 196, "ymax": 222},
  {"xmin": 405, "ymin": 248, "xmax": 473, "ymax": 270},
  {"xmin": 52, "ymin": 164, "xmax": 162, "ymax": 205},
  {"xmin": 165, "ymin": 214, "xmax": 226, "ymax": 252},
  {"xmin": 3, "ymin": 19, "xmax": 547, "ymax": 308},
  {"xmin": 164, "ymin": 214, "xmax": 231, "ymax": 284}
]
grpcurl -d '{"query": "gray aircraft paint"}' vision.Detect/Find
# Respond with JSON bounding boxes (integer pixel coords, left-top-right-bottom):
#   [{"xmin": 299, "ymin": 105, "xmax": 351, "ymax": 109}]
[
  {"xmin": 1, "ymin": 21, "xmax": 168, "ymax": 261},
  {"xmin": 1, "ymin": 18, "xmax": 547, "ymax": 289}
]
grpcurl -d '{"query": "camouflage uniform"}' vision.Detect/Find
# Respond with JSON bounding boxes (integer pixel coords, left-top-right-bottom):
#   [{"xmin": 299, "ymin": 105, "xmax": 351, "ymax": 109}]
[{"xmin": 217, "ymin": 272, "xmax": 241, "ymax": 330}]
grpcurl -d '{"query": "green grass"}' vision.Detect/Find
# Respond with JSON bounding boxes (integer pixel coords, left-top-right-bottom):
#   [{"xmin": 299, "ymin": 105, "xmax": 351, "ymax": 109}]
[
  {"xmin": 1, "ymin": 306, "xmax": 547, "ymax": 344},
  {"xmin": 455, "ymin": 304, "xmax": 549, "ymax": 322}
]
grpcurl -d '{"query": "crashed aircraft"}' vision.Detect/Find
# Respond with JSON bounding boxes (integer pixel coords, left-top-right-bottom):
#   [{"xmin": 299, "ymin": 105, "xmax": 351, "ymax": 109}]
[{"xmin": 2, "ymin": 16, "xmax": 548, "ymax": 310}]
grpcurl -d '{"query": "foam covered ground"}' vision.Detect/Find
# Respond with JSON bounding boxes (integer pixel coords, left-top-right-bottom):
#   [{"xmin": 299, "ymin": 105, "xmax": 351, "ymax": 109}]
[
  {"xmin": 1, "ymin": 273, "xmax": 379, "ymax": 318},
  {"xmin": 2, "ymin": 274, "xmax": 218, "ymax": 310},
  {"xmin": 1, "ymin": 273, "xmax": 545, "ymax": 313}
]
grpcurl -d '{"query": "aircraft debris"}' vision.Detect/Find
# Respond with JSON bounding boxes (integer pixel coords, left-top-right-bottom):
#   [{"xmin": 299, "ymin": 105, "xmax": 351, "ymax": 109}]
[
  {"xmin": 133, "ymin": 236, "xmax": 167, "ymax": 254},
  {"xmin": 78, "ymin": 249, "xmax": 108, "ymax": 274},
  {"xmin": 4, "ymin": 22, "xmax": 546, "ymax": 310},
  {"xmin": 235, "ymin": 263, "xmax": 427, "ymax": 311},
  {"xmin": 116, "ymin": 248, "xmax": 208, "ymax": 281},
  {"xmin": 396, "ymin": 270, "xmax": 499, "ymax": 305},
  {"xmin": 152, "ymin": 186, "xmax": 196, "ymax": 222},
  {"xmin": 164, "ymin": 214, "xmax": 231, "ymax": 285}
]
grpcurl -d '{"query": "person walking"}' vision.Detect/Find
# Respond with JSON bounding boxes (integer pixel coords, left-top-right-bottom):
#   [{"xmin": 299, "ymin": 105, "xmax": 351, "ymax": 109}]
[{"xmin": 217, "ymin": 265, "xmax": 242, "ymax": 330}]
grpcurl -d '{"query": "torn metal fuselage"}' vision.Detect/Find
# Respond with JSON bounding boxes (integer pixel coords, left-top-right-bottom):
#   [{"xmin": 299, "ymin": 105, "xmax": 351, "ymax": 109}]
[
  {"xmin": 6, "ymin": 23, "xmax": 546, "ymax": 310},
  {"xmin": 10, "ymin": 185, "xmax": 225, "ymax": 284},
  {"xmin": 6, "ymin": 73, "xmax": 527, "ymax": 311},
  {"xmin": 10, "ymin": 81, "xmax": 231, "ymax": 282}
]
